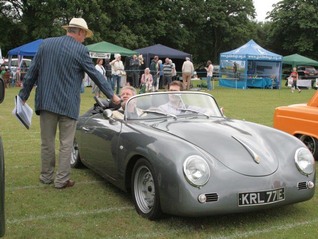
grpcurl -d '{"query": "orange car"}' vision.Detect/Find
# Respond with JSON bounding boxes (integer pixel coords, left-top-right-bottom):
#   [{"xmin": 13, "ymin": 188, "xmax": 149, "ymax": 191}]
[{"xmin": 273, "ymin": 91, "xmax": 318, "ymax": 160}]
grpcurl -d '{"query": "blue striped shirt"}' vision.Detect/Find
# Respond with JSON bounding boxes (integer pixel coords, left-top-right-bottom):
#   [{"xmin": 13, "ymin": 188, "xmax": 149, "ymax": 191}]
[{"xmin": 19, "ymin": 35, "xmax": 114, "ymax": 120}]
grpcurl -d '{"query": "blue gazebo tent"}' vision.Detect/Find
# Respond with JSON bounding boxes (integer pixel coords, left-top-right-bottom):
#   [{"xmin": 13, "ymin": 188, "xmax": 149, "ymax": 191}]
[
  {"xmin": 8, "ymin": 39, "xmax": 43, "ymax": 57},
  {"xmin": 219, "ymin": 40, "xmax": 282, "ymax": 89},
  {"xmin": 7, "ymin": 39, "xmax": 43, "ymax": 69},
  {"xmin": 7, "ymin": 39, "xmax": 43, "ymax": 82}
]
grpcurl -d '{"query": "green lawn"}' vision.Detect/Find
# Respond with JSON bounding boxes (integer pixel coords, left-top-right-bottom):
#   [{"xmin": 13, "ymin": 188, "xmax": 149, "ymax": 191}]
[{"xmin": 0, "ymin": 83, "xmax": 317, "ymax": 239}]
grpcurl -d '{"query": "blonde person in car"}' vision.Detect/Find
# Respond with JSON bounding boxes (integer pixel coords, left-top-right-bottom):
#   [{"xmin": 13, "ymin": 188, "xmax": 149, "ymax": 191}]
[{"xmin": 112, "ymin": 86, "xmax": 144, "ymax": 119}]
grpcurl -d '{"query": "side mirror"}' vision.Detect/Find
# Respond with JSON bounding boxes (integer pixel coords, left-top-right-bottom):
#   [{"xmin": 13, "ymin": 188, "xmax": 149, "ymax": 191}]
[{"xmin": 0, "ymin": 79, "xmax": 5, "ymax": 104}]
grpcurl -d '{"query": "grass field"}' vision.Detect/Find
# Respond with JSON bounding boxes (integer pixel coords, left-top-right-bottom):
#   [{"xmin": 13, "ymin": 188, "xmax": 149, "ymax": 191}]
[{"xmin": 0, "ymin": 83, "xmax": 317, "ymax": 239}]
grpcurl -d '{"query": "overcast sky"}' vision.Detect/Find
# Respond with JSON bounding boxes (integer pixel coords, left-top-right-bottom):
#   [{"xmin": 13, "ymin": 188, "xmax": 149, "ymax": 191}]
[{"xmin": 253, "ymin": 0, "xmax": 280, "ymax": 22}]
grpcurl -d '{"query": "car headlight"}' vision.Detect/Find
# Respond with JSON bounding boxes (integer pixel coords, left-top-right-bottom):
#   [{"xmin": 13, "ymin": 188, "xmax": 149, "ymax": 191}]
[
  {"xmin": 183, "ymin": 155, "xmax": 210, "ymax": 187},
  {"xmin": 295, "ymin": 147, "xmax": 315, "ymax": 176}
]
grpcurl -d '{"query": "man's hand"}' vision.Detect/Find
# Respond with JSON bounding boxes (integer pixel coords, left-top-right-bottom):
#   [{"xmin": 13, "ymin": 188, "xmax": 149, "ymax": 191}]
[{"xmin": 111, "ymin": 94, "xmax": 121, "ymax": 105}]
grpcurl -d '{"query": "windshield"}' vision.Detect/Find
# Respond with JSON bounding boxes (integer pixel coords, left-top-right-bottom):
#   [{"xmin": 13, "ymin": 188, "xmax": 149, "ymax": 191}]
[{"xmin": 124, "ymin": 92, "xmax": 223, "ymax": 120}]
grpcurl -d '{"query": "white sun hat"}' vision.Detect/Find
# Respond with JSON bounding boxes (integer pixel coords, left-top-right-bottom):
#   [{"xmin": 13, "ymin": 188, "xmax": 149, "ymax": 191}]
[{"xmin": 62, "ymin": 17, "xmax": 93, "ymax": 38}]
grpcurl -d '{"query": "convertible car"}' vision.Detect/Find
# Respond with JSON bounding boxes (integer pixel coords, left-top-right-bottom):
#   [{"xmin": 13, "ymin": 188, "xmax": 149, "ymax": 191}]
[
  {"xmin": 72, "ymin": 92, "xmax": 316, "ymax": 220},
  {"xmin": 274, "ymin": 91, "xmax": 318, "ymax": 161}
]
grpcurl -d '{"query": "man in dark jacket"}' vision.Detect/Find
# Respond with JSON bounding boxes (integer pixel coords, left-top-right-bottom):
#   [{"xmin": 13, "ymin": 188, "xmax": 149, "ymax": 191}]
[
  {"xmin": 19, "ymin": 18, "xmax": 120, "ymax": 189},
  {"xmin": 149, "ymin": 56, "xmax": 159, "ymax": 91}
]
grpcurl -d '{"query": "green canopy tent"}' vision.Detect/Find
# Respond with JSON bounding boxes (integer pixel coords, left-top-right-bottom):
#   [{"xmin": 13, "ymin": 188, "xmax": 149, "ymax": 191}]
[
  {"xmin": 283, "ymin": 54, "xmax": 318, "ymax": 68},
  {"xmin": 86, "ymin": 41, "xmax": 137, "ymax": 58}
]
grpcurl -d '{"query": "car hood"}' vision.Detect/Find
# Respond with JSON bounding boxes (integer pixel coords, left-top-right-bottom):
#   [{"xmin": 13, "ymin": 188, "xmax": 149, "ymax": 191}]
[{"xmin": 152, "ymin": 118, "xmax": 282, "ymax": 176}]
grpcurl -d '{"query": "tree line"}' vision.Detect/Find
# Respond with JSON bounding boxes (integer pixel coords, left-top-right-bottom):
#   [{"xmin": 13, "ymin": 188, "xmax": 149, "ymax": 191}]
[{"xmin": 1, "ymin": 0, "xmax": 318, "ymax": 66}]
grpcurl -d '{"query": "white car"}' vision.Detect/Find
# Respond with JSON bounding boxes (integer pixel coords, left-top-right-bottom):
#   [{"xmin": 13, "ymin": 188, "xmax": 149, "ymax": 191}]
[{"xmin": 3, "ymin": 58, "xmax": 32, "ymax": 82}]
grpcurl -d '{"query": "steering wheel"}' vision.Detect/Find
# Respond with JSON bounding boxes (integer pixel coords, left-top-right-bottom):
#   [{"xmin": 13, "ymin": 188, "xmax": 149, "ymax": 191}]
[
  {"xmin": 94, "ymin": 96, "xmax": 121, "ymax": 110},
  {"xmin": 94, "ymin": 96, "xmax": 107, "ymax": 109}
]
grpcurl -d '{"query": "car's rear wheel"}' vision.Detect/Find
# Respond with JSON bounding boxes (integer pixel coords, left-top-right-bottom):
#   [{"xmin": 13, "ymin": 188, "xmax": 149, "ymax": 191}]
[
  {"xmin": 71, "ymin": 139, "xmax": 83, "ymax": 168},
  {"xmin": 131, "ymin": 158, "xmax": 162, "ymax": 220},
  {"xmin": 299, "ymin": 135, "xmax": 318, "ymax": 161}
]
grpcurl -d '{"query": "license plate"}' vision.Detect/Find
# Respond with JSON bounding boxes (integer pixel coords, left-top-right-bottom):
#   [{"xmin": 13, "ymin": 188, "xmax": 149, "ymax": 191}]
[{"xmin": 238, "ymin": 188, "xmax": 285, "ymax": 207}]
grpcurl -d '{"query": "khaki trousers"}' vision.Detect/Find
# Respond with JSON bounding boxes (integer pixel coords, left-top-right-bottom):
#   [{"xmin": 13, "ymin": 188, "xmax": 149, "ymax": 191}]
[
  {"xmin": 39, "ymin": 111, "xmax": 77, "ymax": 187},
  {"xmin": 182, "ymin": 72, "xmax": 192, "ymax": 90}
]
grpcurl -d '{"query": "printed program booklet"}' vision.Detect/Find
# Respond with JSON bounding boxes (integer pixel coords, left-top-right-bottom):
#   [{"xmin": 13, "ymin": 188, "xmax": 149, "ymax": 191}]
[{"xmin": 12, "ymin": 95, "xmax": 33, "ymax": 129}]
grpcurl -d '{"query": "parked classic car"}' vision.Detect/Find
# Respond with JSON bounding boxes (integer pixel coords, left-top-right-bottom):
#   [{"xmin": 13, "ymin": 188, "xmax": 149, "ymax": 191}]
[
  {"xmin": 283, "ymin": 66, "xmax": 318, "ymax": 88},
  {"xmin": 274, "ymin": 91, "xmax": 318, "ymax": 161},
  {"xmin": 0, "ymin": 78, "xmax": 5, "ymax": 237},
  {"xmin": 72, "ymin": 92, "xmax": 315, "ymax": 219}
]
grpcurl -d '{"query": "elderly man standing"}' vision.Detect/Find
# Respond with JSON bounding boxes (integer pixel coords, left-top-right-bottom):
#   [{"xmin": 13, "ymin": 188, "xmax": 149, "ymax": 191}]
[
  {"xmin": 110, "ymin": 53, "xmax": 125, "ymax": 94},
  {"xmin": 182, "ymin": 57, "xmax": 194, "ymax": 90},
  {"xmin": 129, "ymin": 55, "xmax": 140, "ymax": 88},
  {"xmin": 18, "ymin": 18, "xmax": 120, "ymax": 189}
]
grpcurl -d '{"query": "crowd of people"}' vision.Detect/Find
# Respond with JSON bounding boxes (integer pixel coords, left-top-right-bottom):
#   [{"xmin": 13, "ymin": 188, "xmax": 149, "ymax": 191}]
[{"xmin": 88, "ymin": 53, "xmax": 215, "ymax": 95}]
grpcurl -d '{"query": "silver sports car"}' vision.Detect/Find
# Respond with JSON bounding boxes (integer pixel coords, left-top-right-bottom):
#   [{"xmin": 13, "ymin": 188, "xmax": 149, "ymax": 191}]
[{"xmin": 72, "ymin": 92, "xmax": 316, "ymax": 220}]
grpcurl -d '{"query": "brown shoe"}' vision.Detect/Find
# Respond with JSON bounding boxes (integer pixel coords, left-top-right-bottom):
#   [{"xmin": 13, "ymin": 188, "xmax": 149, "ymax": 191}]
[{"xmin": 55, "ymin": 180, "xmax": 75, "ymax": 189}]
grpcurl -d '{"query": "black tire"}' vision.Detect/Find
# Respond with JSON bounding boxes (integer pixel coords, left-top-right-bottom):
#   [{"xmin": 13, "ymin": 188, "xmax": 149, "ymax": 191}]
[
  {"xmin": 299, "ymin": 135, "xmax": 318, "ymax": 161},
  {"xmin": 71, "ymin": 139, "xmax": 84, "ymax": 168},
  {"xmin": 131, "ymin": 158, "xmax": 162, "ymax": 220},
  {"xmin": 0, "ymin": 136, "xmax": 5, "ymax": 237}
]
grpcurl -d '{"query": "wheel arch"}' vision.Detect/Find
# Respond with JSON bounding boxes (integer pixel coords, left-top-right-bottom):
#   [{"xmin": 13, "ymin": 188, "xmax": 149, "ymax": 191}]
[
  {"xmin": 295, "ymin": 133, "xmax": 318, "ymax": 160},
  {"xmin": 124, "ymin": 154, "xmax": 144, "ymax": 193}
]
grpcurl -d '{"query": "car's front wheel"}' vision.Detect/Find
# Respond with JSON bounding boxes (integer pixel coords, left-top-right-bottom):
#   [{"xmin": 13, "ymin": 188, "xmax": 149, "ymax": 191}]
[
  {"xmin": 131, "ymin": 158, "xmax": 162, "ymax": 220},
  {"xmin": 71, "ymin": 139, "xmax": 83, "ymax": 168},
  {"xmin": 299, "ymin": 135, "xmax": 318, "ymax": 161}
]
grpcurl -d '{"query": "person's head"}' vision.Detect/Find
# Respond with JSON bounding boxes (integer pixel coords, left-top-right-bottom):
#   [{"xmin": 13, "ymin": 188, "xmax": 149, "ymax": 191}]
[
  {"xmin": 115, "ymin": 53, "xmax": 121, "ymax": 61},
  {"xmin": 167, "ymin": 81, "xmax": 183, "ymax": 106},
  {"xmin": 293, "ymin": 67, "xmax": 297, "ymax": 71},
  {"xmin": 144, "ymin": 68, "xmax": 150, "ymax": 74},
  {"xmin": 168, "ymin": 80, "xmax": 183, "ymax": 91},
  {"xmin": 165, "ymin": 58, "xmax": 170, "ymax": 64},
  {"xmin": 207, "ymin": 60, "xmax": 212, "ymax": 66},
  {"xmin": 154, "ymin": 56, "xmax": 159, "ymax": 61},
  {"xmin": 120, "ymin": 86, "xmax": 137, "ymax": 109},
  {"xmin": 62, "ymin": 18, "xmax": 93, "ymax": 43},
  {"xmin": 185, "ymin": 57, "xmax": 190, "ymax": 61},
  {"xmin": 96, "ymin": 58, "xmax": 103, "ymax": 65}
]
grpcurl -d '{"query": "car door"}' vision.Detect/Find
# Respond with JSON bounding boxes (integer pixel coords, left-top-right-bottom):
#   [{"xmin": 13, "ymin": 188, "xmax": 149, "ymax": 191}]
[{"xmin": 78, "ymin": 113, "xmax": 122, "ymax": 181}]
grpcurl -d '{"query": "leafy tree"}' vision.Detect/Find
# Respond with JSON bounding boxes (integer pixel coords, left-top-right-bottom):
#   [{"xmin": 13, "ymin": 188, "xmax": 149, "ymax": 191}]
[
  {"xmin": 0, "ymin": 0, "xmax": 258, "ymax": 66},
  {"xmin": 268, "ymin": 0, "xmax": 318, "ymax": 59}
]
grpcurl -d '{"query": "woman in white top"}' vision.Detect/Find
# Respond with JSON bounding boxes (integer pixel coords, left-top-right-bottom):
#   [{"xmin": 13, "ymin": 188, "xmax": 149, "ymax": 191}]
[
  {"xmin": 93, "ymin": 58, "xmax": 106, "ymax": 97},
  {"xmin": 204, "ymin": 60, "xmax": 213, "ymax": 91}
]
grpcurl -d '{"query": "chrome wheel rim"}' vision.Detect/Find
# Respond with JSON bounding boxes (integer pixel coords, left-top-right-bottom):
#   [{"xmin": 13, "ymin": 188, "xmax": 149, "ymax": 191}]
[
  {"xmin": 71, "ymin": 142, "xmax": 79, "ymax": 165},
  {"xmin": 134, "ymin": 165, "xmax": 155, "ymax": 213}
]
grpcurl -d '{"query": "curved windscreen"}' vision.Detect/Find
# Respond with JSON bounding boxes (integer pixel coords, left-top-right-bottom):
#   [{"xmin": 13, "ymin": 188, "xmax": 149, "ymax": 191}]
[{"xmin": 124, "ymin": 92, "xmax": 223, "ymax": 120}]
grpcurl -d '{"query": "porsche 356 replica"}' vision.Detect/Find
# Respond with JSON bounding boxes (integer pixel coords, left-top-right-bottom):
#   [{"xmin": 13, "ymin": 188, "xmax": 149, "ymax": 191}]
[{"xmin": 72, "ymin": 92, "xmax": 315, "ymax": 220}]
